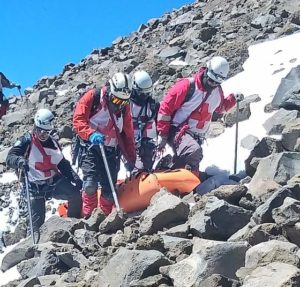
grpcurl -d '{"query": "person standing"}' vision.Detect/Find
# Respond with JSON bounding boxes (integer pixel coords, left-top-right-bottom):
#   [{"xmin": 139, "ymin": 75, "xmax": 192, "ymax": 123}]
[
  {"xmin": 0, "ymin": 72, "xmax": 21, "ymax": 118},
  {"xmin": 156, "ymin": 56, "xmax": 244, "ymax": 176},
  {"xmin": 6, "ymin": 109, "xmax": 82, "ymax": 235},
  {"xmin": 73, "ymin": 72, "xmax": 136, "ymax": 216},
  {"xmin": 130, "ymin": 70, "xmax": 159, "ymax": 172}
]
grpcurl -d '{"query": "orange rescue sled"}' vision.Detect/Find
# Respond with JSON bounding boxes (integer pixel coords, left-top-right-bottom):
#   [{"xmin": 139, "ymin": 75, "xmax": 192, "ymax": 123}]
[
  {"xmin": 118, "ymin": 169, "xmax": 200, "ymax": 213},
  {"xmin": 58, "ymin": 169, "xmax": 200, "ymax": 216},
  {"xmin": 155, "ymin": 169, "xmax": 200, "ymax": 193}
]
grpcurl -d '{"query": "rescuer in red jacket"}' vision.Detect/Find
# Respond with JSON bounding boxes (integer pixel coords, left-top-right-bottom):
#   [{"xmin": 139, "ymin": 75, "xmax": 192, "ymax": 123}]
[
  {"xmin": 73, "ymin": 72, "xmax": 136, "ymax": 216},
  {"xmin": 156, "ymin": 56, "xmax": 244, "ymax": 176}
]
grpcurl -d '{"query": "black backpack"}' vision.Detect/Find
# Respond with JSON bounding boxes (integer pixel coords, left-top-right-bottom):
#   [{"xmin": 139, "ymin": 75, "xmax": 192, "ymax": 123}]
[
  {"xmin": 71, "ymin": 88, "xmax": 101, "ymax": 166},
  {"xmin": 184, "ymin": 77, "xmax": 196, "ymax": 103}
]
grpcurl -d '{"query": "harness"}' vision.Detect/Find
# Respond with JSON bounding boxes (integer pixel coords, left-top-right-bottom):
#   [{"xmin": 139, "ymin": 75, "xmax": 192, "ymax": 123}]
[
  {"xmin": 20, "ymin": 133, "xmax": 62, "ymax": 198},
  {"xmin": 132, "ymin": 97, "xmax": 158, "ymax": 148},
  {"xmin": 72, "ymin": 87, "xmax": 129, "ymax": 167},
  {"xmin": 174, "ymin": 77, "xmax": 213, "ymax": 144}
]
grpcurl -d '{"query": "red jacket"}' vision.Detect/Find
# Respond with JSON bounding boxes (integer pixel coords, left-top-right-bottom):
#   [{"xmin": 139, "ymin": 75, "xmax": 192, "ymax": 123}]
[
  {"xmin": 73, "ymin": 87, "xmax": 136, "ymax": 163},
  {"xmin": 157, "ymin": 68, "xmax": 236, "ymax": 136}
]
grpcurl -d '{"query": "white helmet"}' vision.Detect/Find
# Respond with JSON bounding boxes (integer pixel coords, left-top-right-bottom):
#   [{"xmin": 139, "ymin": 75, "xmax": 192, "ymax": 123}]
[
  {"xmin": 109, "ymin": 72, "xmax": 131, "ymax": 100},
  {"xmin": 34, "ymin": 108, "xmax": 54, "ymax": 130},
  {"xmin": 206, "ymin": 56, "xmax": 229, "ymax": 83},
  {"xmin": 132, "ymin": 70, "xmax": 153, "ymax": 94}
]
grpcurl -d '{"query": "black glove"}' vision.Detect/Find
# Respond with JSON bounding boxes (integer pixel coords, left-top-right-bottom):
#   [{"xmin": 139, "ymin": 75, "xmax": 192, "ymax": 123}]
[
  {"xmin": 169, "ymin": 125, "xmax": 178, "ymax": 142},
  {"xmin": 71, "ymin": 172, "xmax": 83, "ymax": 190},
  {"xmin": 125, "ymin": 161, "xmax": 135, "ymax": 173},
  {"xmin": 75, "ymin": 178, "xmax": 83, "ymax": 190},
  {"xmin": 17, "ymin": 158, "xmax": 29, "ymax": 172}
]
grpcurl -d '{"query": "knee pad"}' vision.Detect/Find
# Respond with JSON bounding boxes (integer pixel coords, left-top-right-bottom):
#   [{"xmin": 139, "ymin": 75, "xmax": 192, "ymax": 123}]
[{"xmin": 83, "ymin": 179, "xmax": 98, "ymax": 195}]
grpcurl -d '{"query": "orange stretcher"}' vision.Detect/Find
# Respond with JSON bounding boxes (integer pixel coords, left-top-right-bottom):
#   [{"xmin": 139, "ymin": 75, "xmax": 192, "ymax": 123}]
[{"xmin": 58, "ymin": 169, "xmax": 200, "ymax": 216}]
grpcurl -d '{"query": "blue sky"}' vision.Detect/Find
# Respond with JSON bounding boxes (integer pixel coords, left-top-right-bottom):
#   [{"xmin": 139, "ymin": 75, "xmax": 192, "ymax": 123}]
[{"xmin": 1, "ymin": 0, "xmax": 194, "ymax": 91}]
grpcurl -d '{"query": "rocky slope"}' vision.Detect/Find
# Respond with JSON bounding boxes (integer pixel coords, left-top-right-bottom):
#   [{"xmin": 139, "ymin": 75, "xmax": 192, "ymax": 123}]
[{"xmin": 1, "ymin": 0, "xmax": 300, "ymax": 286}]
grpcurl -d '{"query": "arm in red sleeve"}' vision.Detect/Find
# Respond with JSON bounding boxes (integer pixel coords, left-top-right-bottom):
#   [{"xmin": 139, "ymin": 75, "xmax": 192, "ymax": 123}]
[
  {"xmin": 223, "ymin": 93, "xmax": 237, "ymax": 112},
  {"xmin": 215, "ymin": 88, "xmax": 237, "ymax": 114},
  {"xmin": 120, "ymin": 105, "xmax": 136, "ymax": 163},
  {"xmin": 72, "ymin": 89, "xmax": 96, "ymax": 141},
  {"xmin": 157, "ymin": 79, "xmax": 190, "ymax": 136}
]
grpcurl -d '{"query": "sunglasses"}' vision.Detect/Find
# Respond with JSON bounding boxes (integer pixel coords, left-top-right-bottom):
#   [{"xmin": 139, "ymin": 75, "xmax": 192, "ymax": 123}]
[
  {"xmin": 207, "ymin": 77, "xmax": 220, "ymax": 87},
  {"xmin": 36, "ymin": 127, "xmax": 51, "ymax": 135},
  {"xmin": 208, "ymin": 69, "xmax": 226, "ymax": 82},
  {"xmin": 111, "ymin": 94, "xmax": 129, "ymax": 106}
]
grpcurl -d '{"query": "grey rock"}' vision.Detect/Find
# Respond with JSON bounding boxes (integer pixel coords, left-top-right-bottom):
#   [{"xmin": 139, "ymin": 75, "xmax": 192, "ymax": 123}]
[
  {"xmin": 245, "ymin": 137, "xmax": 283, "ymax": 177},
  {"xmin": 245, "ymin": 240, "xmax": 299, "ymax": 269},
  {"xmin": 160, "ymin": 240, "xmax": 248, "ymax": 287},
  {"xmin": 263, "ymin": 108, "xmax": 299, "ymax": 135},
  {"xmin": 99, "ymin": 209, "xmax": 127, "ymax": 234},
  {"xmin": 16, "ymin": 277, "xmax": 40, "ymax": 287},
  {"xmin": 98, "ymin": 248, "xmax": 170, "ymax": 287},
  {"xmin": 241, "ymin": 262, "xmax": 300, "ymax": 287},
  {"xmin": 190, "ymin": 197, "xmax": 252, "ymax": 240},
  {"xmin": 139, "ymin": 189, "xmax": 189, "ymax": 235},
  {"xmin": 251, "ymin": 184, "xmax": 300, "ymax": 225},
  {"xmin": 273, "ymin": 197, "xmax": 300, "ymax": 226},
  {"xmin": 241, "ymin": 135, "xmax": 260, "ymax": 150},
  {"xmin": 282, "ymin": 118, "xmax": 300, "ymax": 151}
]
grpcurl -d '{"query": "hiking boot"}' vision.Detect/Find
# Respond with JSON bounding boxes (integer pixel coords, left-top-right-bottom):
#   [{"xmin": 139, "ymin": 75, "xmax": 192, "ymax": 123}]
[
  {"xmin": 82, "ymin": 191, "xmax": 97, "ymax": 217},
  {"xmin": 99, "ymin": 196, "xmax": 114, "ymax": 215}
]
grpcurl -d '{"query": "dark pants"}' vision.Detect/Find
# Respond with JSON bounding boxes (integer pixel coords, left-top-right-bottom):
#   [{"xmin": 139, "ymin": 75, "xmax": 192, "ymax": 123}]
[
  {"xmin": 170, "ymin": 133, "xmax": 203, "ymax": 173},
  {"xmin": 135, "ymin": 139, "xmax": 156, "ymax": 172},
  {"xmin": 81, "ymin": 145, "xmax": 120, "ymax": 201},
  {"xmin": 25, "ymin": 175, "xmax": 82, "ymax": 235}
]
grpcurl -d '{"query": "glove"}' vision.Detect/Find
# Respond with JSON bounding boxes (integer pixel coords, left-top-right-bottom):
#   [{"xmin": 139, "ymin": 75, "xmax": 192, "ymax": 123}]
[
  {"xmin": 157, "ymin": 135, "xmax": 167, "ymax": 150},
  {"xmin": 125, "ymin": 161, "xmax": 135, "ymax": 173},
  {"xmin": 17, "ymin": 158, "xmax": 29, "ymax": 172},
  {"xmin": 89, "ymin": 132, "xmax": 105, "ymax": 145},
  {"xmin": 234, "ymin": 92, "xmax": 244, "ymax": 102},
  {"xmin": 73, "ymin": 178, "xmax": 83, "ymax": 190}
]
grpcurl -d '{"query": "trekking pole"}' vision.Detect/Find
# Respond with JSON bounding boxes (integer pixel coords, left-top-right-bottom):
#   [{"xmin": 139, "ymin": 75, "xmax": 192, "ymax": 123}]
[
  {"xmin": 234, "ymin": 100, "xmax": 239, "ymax": 174},
  {"xmin": 99, "ymin": 144, "xmax": 120, "ymax": 212},
  {"xmin": 17, "ymin": 87, "xmax": 23, "ymax": 102},
  {"xmin": 23, "ymin": 170, "xmax": 36, "ymax": 245}
]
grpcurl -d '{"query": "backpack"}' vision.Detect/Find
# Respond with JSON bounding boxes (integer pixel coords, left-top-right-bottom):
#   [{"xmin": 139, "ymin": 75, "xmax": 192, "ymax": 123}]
[
  {"xmin": 71, "ymin": 88, "xmax": 101, "ymax": 166},
  {"xmin": 184, "ymin": 77, "xmax": 195, "ymax": 103}
]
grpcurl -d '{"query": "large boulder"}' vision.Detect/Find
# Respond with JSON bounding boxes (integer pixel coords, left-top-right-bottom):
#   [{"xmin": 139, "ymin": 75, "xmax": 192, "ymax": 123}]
[
  {"xmin": 282, "ymin": 118, "xmax": 300, "ymax": 151},
  {"xmin": 251, "ymin": 184, "xmax": 300, "ymax": 225},
  {"xmin": 160, "ymin": 240, "xmax": 249, "ymax": 287},
  {"xmin": 249, "ymin": 152, "xmax": 300, "ymax": 189},
  {"xmin": 272, "ymin": 65, "xmax": 300, "ymax": 111},
  {"xmin": 189, "ymin": 196, "xmax": 252, "ymax": 240},
  {"xmin": 139, "ymin": 189, "xmax": 190, "ymax": 235},
  {"xmin": 241, "ymin": 262, "xmax": 300, "ymax": 287},
  {"xmin": 263, "ymin": 108, "xmax": 299, "ymax": 135},
  {"xmin": 245, "ymin": 137, "xmax": 283, "ymax": 177},
  {"xmin": 97, "ymin": 248, "xmax": 170, "ymax": 287}
]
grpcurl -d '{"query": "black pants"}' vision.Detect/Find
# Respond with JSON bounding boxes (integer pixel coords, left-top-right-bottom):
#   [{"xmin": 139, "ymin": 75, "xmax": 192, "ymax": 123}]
[
  {"xmin": 170, "ymin": 133, "xmax": 203, "ymax": 172},
  {"xmin": 25, "ymin": 175, "xmax": 82, "ymax": 234},
  {"xmin": 135, "ymin": 139, "xmax": 156, "ymax": 172},
  {"xmin": 81, "ymin": 145, "xmax": 120, "ymax": 201}
]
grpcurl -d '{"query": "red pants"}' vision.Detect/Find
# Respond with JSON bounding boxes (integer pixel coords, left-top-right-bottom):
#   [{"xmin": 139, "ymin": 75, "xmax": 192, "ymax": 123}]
[{"xmin": 0, "ymin": 101, "xmax": 9, "ymax": 119}]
